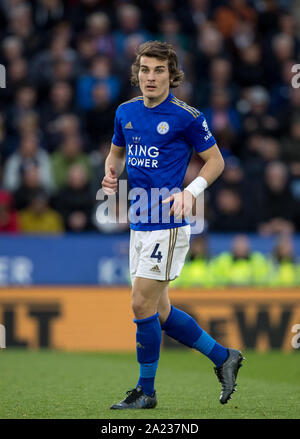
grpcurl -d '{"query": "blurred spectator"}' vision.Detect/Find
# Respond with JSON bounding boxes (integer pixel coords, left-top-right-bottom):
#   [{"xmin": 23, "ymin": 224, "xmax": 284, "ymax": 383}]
[
  {"xmin": 196, "ymin": 57, "xmax": 240, "ymax": 109},
  {"xmin": 269, "ymin": 234, "xmax": 300, "ymax": 286},
  {"xmin": 13, "ymin": 162, "xmax": 47, "ymax": 210},
  {"xmin": 264, "ymin": 32, "xmax": 297, "ymax": 86},
  {"xmin": 65, "ymin": 0, "xmax": 111, "ymax": 33},
  {"xmin": 76, "ymin": 55, "xmax": 121, "ymax": 109},
  {"xmin": 156, "ymin": 13, "xmax": 191, "ymax": 52},
  {"xmin": 280, "ymin": 118, "xmax": 300, "ymax": 165},
  {"xmin": 258, "ymin": 161, "xmax": 296, "ymax": 235},
  {"xmin": 0, "ymin": 112, "xmax": 10, "ymax": 161},
  {"xmin": 234, "ymin": 43, "xmax": 266, "ymax": 87},
  {"xmin": 114, "ymin": 4, "xmax": 152, "ymax": 56},
  {"xmin": 40, "ymin": 81, "xmax": 76, "ymax": 144},
  {"xmin": 7, "ymin": 57, "xmax": 30, "ymax": 93},
  {"xmin": 30, "ymin": 34, "xmax": 80, "ymax": 88},
  {"xmin": 210, "ymin": 234, "xmax": 269, "ymax": 286},
  {"xmin": 269, "ymin": 59, "xmax": 295, "ymax": 116},
  {"xmin": 14, "ymin": 112, "xmax": 47, "ymax": 155},
  {"xmin": 6, "ymin": 3, "xmax": 40, "ymax": 58},
  {"xmin": 0, "ymin": 189, "xmax": 20, "ymax": 233},
  {"xmin": 115, "ymin": 33, "xmax": 147, "ymax": 89},
  {"xmin": 177, "ymin": 0, "xmax": 210, "ymax": 36},
  {"xmin": 277, "ymin": 88, "xmax": 300, "ymax": 135},
  {"xmin": 241, "ymin": 133, "xmax": 280, "ymax": 178},
  {"xmin": 241, "ymin": 86, "xmax": 279, "ymax": 136},
  {"xmin": 76, "ymin": 32, "xmax": 99, "ymax": 72},
  {"xmin": 210, "ymin": 187, "xmax": 251, "ymax": 232},
  {"xmin": 19, "ymin": 189, "xmax": 64, "ymax": 234},
  {"xmin": 86, "ymin": 12, "xmax": 115, "ymax": 58},
  {"xmin": 85, "ymin": 83, "xmax": 115, "ymax": 145},
  {"xmin": 214, "ymin": 0, "xmax": 257, "ymax": 40},
  {"xmin": 257, "ymin": 0, "xmax": 283, "ymax": 37},
  {"xmin": 54, "ymin": 164, "xmax": 95, "ymax": 232},
  {"xmin": 204, "ymin": 88, "xmax": 240, "ymax": 154},
  {"xmin": 171, "ymin": 235, "xmax": 212, "ymax": 287},
  {"xmin": 1, "ymin": 35, "xmax": 24, "ymax": 63},
  {"xmin": 209, "ymin": 156, "xmax": 247, "ymax": 200},
  {"xmin": 46, "ymin": 113, "xmax": 89, "ymax": 153},
  {"xmin": 51, "ymin": 135, "xmax": 93, "ymax": 189},
  {"xmin": 6, "ymin": 84, "xmax": 38, "ymax": 134},
  {"xmin": 195, "ymin": 23, "xmax": 225, "ymax": 79},
  {"xmin": 33, "ymin": 0, "xmax": 66, "ymax": 31},
  {"xmin": 2, "ymin": 133, "xmax": 54, "ymax": 193}
]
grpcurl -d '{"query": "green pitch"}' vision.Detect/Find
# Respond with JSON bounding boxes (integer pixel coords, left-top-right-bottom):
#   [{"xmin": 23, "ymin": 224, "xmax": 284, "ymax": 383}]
[{"xmin": 0, "ymin": 349, "xmax": 299, "ymax": 419}]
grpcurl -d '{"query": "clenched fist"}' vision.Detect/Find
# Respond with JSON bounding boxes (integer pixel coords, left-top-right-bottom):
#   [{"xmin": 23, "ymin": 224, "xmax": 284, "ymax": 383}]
[{"xmin": 101, "ymin": 166, "xmax": 118, "ymax": 195}]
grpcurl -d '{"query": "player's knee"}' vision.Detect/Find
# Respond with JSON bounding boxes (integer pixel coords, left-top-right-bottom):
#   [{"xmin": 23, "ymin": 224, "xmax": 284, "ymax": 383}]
[
  {"xmin": 131, "ymin": 296, "xmax": 146, "ymax": 317},
  {"xmin": 131, "ymin": 295, "xmax": 154, "ymax": 319}
]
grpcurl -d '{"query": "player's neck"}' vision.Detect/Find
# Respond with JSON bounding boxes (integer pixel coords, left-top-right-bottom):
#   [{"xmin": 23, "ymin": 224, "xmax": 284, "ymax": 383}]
[{"xmin": 143, "ymin": 90, "xmax": 170, "ymax": 108}]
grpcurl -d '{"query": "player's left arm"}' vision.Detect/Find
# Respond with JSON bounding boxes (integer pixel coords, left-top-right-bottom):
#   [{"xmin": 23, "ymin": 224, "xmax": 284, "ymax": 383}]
[
  {"xmin": 196, "ymin": 143, "xmax": 225, "ymax": 185},
  {"xmin": 163, "ymin": 143, "xmax": 224, "ymax": 218}
]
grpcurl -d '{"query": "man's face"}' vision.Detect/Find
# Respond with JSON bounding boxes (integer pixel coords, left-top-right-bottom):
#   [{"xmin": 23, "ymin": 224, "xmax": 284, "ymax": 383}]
[{"xmin": 138, "ymin": 56, "xmax": 170, "ymax": 101}]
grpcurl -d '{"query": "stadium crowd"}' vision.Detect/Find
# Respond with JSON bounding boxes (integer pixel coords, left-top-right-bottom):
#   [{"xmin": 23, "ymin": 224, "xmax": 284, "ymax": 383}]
[{"xmin": 0, "ymin": 0, "xmax": 299, "ymax": 244}]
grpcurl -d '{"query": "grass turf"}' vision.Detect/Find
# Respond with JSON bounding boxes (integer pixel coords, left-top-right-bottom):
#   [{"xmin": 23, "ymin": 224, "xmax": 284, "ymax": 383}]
[{"xmin": 0, "ymin": 349, "xmax": 299, "ymax": 419}]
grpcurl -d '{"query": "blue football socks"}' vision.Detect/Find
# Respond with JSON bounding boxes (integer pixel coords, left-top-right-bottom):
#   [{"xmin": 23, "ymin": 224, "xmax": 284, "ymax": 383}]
[
  {"xmin": 161, "ymin": 306, "xmax": 228, "ymax": 367},
  {"xmin": 134, "ymin": 313, "xmax": 161, "ymax": 396}
]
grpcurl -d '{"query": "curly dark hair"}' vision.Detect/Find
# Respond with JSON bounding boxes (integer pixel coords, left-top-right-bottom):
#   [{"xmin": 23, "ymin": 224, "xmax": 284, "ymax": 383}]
[{"xmin": 131, "ymin": 40, "xmax": 184, "ymax": 88}]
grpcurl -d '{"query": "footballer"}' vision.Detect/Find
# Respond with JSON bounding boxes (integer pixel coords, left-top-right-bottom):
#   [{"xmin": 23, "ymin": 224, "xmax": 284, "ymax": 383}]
[{"xmin": 101, "ymin": 41, "xmax": 244, "ymax": 409}]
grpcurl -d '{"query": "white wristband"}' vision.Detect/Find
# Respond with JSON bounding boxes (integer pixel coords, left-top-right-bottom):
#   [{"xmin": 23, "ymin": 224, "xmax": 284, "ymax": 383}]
[{"xmin": 185, "ymin": 176, "xmax": 208, "ymax": 198}]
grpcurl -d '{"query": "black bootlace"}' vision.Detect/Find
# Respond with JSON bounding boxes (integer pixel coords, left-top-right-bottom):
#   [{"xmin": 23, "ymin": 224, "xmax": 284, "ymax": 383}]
[{"xmin": 124, "ymin": 388, "xmax": 141, "ymax": 404}]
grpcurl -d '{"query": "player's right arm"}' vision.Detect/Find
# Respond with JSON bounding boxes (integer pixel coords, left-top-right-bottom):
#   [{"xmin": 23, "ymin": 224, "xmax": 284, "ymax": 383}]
[{"xmin": 101, "ymin": 143, "xmax": 126, "ymax": 195}]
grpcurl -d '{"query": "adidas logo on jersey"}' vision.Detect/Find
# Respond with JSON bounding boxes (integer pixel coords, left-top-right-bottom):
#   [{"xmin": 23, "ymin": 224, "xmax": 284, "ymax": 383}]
[
  {"xmin": 150, "ymin": 265, "xmax": 161, "ymax": 273},
  {"xmin": 125, "ymin": 121, "xmax": 133, "ymax": 129}
]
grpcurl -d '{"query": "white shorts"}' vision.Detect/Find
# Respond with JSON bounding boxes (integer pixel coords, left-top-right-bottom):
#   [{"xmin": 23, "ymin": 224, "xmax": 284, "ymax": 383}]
[{"xmin": 129, "ymin": 225, "xmax": 190, "ymax": 284}]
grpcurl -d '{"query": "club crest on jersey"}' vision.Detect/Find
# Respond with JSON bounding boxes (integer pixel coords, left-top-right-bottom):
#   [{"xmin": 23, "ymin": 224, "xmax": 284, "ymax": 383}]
[{"xmin": 157, "ymin": 121, "xmax": 169, "ymax": 135}]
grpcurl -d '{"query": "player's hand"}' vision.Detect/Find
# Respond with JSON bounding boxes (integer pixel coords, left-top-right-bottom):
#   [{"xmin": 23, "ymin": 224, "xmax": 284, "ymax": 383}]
[
  {"xmin": 162, "ymin": 190, "xmax": 195, "ymax": 219},
  {"xmin": 101, "ymin": 166, "xmax": 118, "ymax": 195}
]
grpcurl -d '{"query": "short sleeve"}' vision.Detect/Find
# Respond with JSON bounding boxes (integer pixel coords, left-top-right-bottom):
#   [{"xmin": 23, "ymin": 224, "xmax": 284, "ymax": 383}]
[
  {"xmin": 184, "ymin": 113, "xmax": 216, "ymax": 153},
  {"xmin": 112, "ymin": 108, "xmax": 125, "ymax": 147}
]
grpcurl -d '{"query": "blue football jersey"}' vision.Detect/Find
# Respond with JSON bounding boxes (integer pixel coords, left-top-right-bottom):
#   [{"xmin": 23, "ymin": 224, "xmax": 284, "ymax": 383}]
[{"xmin": 112, "ymin": 92, "xmax": 216, "ymax": 231}]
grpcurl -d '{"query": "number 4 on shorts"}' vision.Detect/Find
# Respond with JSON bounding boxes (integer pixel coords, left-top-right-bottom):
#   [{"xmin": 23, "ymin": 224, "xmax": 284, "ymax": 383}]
[{"xmin": 151, "ymin": 243, "xmax": 162, "ymax": 263}]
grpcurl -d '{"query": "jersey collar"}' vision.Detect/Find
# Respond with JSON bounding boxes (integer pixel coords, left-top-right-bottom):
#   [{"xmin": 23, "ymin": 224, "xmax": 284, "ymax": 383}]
[{"xmin": 143, "ymin": 92, "xmax": 173, "ymax": 110}]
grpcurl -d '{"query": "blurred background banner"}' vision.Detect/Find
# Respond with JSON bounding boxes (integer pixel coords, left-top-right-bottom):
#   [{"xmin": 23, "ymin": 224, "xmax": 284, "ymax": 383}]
[
  {"xmin": 0, "ymin": 287, "xmax": 299, "ymax": 352},
  {"xmin": 0, "ymin": 233, "xmax": 130, "ymax": 285},
  {"xmin": 0, "ymin": 233, "xmax": 299, "ymax": 286}
]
